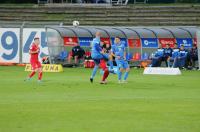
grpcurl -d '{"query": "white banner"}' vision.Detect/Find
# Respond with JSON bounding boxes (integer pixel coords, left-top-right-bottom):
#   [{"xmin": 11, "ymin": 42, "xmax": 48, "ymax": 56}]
[
  {"xmin": 143, "ymin": 67, "xmax": 181, "ymax": 75},
  {"xmin": 22, "ymin": 28, "xmax": 48, "ymax": 63},
  {"xmin": 0, "ymin": 28, "xmax": 20, "ymax": 63}
]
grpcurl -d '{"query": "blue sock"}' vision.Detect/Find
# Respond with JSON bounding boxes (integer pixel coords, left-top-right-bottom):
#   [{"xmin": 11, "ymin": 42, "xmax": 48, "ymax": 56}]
[
  {"xmin": 124, "ymin": 72, "xmax": 129, "ymax": 81},
  {"xmin": 91, "ymin": 65, "xmax": 98, "ymax": 79},
  {"xmin": 109, "ymin": 61, "xmax": 113, "ymax": 69},
  {"xmin": 118, "ymin": 71, "xmax": 122, "ymax": 80}
]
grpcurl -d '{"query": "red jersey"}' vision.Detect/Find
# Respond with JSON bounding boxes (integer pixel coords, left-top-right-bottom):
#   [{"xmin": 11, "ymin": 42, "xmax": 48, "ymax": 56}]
[{"xmin": 30, "ymin": 43, "xmax": 39, "ymax": 61}]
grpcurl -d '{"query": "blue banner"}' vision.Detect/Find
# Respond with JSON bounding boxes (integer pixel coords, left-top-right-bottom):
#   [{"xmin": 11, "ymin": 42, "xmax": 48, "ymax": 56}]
[
  {"xmin": 111, "ymin": 38, "xmax": 128, "ymax": 47},
  {"xmin": 79, "ymin": 37, "xmax": 93, "ymax": 47},
  {"xmin": 176, "ymin": 38, "xmax": 193, "ymax": 48},
  {"xmin": 141, "ymin": 38, "xmax": 158, "ymax": 48}
]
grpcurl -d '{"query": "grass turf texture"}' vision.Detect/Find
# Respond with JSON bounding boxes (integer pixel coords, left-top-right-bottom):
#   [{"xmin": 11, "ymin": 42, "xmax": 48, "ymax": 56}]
[{"xmin": 0, "ymin": 66, "xmax": 200, "ymax": 132}]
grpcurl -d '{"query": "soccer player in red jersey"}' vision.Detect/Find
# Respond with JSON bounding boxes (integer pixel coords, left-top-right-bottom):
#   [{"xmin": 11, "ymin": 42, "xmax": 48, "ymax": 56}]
[{"xmin": 25, "ymin": 37, "xmax": 43, "ymax": 82}]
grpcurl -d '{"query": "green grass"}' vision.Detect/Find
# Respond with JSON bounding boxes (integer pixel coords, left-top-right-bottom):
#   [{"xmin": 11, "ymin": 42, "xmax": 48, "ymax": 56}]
[
  {"xmin": 0, "ymin": 4, "xmax": 35, "ymax": 8},
  {"xmin": 0, "ymin": 66, "xmax": 200, "ymax": 132}
]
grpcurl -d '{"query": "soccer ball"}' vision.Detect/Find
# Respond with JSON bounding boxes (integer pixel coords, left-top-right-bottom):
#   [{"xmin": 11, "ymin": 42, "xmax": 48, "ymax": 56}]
[{"xmin": 73, "ymin": 21, "xmax": 79, "ymax": 27}]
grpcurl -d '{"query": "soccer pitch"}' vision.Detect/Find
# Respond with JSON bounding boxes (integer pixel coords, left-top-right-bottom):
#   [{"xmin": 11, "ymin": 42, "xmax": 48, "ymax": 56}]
[{"xmin": 0, "ymin": 66, "xmax": 200, "ymax": 132}]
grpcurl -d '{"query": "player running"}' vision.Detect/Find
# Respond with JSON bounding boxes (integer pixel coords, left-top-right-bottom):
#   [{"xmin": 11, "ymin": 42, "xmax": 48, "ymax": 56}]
[
  {"xmin": 25, "ymin": 37, "xmax": 43, "ymax": 82},
  {"xmin": 90, "ymin": 32, "xmax": 110, "ymax": 84},
  {"xmin": 111, "ymin": 37, "xmax": 130, "ymax": 83}
]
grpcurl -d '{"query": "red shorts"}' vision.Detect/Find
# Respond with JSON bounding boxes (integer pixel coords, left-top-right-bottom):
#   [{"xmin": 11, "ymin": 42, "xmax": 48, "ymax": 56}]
[{"xmin": 30, "ymin": 60, "xmax": 42, "ymax": 70}]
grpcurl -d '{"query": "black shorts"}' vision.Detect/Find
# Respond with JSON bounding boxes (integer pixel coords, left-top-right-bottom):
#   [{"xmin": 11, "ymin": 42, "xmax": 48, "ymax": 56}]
[{"xmin": 93, "ymin": 59, "xmax": 100, "ymax": 65}]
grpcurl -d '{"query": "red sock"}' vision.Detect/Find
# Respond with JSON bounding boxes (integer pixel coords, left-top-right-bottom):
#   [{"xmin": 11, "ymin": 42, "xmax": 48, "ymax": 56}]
[
  {"xmin": 38, "ymin": 72, "xmax": 43, "ymax": 80},
  {"xmin": 102, "ymin": 68, "xmax": 109, "ymax": 81},
  {"xmin": 29, "ymin": 71, "xmax": 36, "ymax": 78}
]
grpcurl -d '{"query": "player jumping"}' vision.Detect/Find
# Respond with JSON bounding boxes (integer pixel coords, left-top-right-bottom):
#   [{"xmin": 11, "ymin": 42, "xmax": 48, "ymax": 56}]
[
  {"xmin": 111, "ymin": 37, "xmax": 130, "ymax": 83},
  {"xmin": 25, "ymin": 37, "xmax": 43, "ymax": 83},
  {"xmin": 90, "ymin": 32, "xmax": 110, "ymax": 84}
]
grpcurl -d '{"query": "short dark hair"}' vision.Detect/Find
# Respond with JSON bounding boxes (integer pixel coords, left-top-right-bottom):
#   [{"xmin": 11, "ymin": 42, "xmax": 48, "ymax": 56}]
[
  {"xmin": 115, "ymin": 36, "xmax": 121, "ymax": 39},
  {"xmin": 34, "ymin": 37, "xmax": 39, "ymax": 41}
]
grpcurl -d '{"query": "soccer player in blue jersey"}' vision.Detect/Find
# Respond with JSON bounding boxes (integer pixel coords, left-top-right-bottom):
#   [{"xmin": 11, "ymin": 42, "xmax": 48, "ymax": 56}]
[
  {"xmin": 150, "ymin": 44, "xmax": 164, "ymax": 67},
  {"xmin": 111, "ymin": 37, "xmax": 130, "ymax": 83},
  {"xmin": 169, "ymin": 43, "xmax": 180, "ymax": 68},
  {"xmin": 90, "ymin": 32, "xmax": 110, "ymax": 84},
  {"xmin": 177, "ymin": 45, "xmax": 188, "ymax": 69},
  {"xmin": 163, "ymin": 44, "xmax": 173, "ymax": 67}
]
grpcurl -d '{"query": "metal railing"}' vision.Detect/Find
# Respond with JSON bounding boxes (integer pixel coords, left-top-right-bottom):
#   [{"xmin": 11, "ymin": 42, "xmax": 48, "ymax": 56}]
[
  {"xmin": 37, "ymin": 0, "xmax": 128, "ymax": 5},
  {"xmin": 111, "ymin": 0, "xmax": 129, "ymax": 5}
]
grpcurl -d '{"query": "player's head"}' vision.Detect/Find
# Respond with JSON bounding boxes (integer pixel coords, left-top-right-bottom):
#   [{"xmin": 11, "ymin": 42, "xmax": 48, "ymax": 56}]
[
  {"xmin": 166, "ymin": 44, "xmax": 170, "ymax": 49},
  {"xmin": 106, "ymin": 43, "xmax": 110, "ymax": 48},
  {"xmin": 34, "ymin": 37, "xmax": 40, "ymax": 45},
  {"xmin": 114, "ymin": 36, "xmax": 121, "ymax": 44},
  {"xmin": 180, "ymin": 44, "xmax": 184, "ymax": 50},
  {"xmin": 174, "ymin": 43, "xmax": 178, "ymax": 48},
  {"xmin": 95, "ymin": 31, "xmax": 101, "ymax": 38},
  {"xmin": 158, "ymin": 44, "xmax": 162, "ymax": 49}
]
